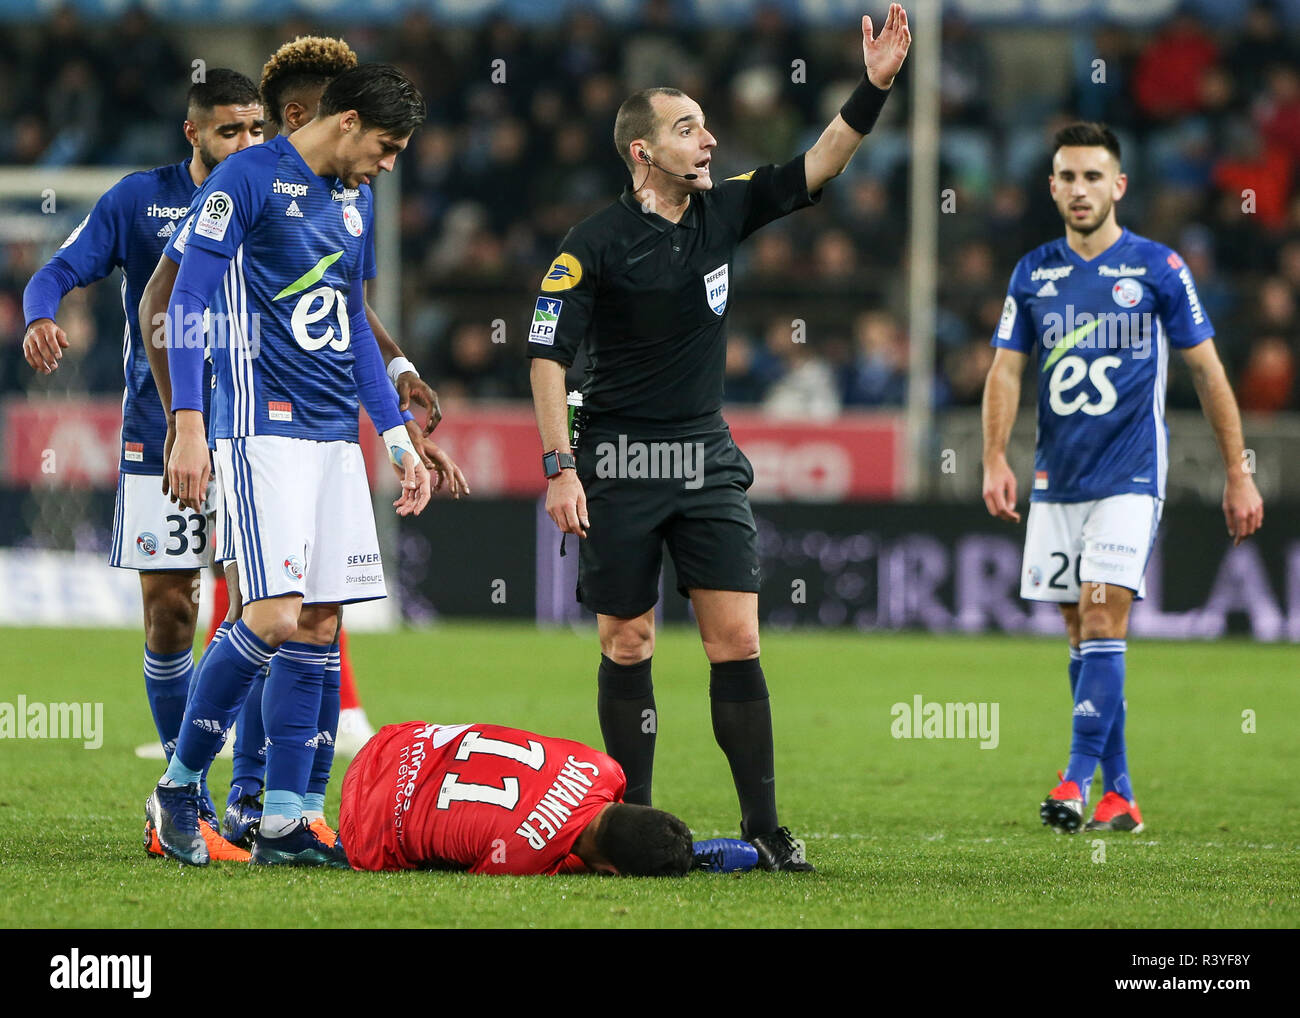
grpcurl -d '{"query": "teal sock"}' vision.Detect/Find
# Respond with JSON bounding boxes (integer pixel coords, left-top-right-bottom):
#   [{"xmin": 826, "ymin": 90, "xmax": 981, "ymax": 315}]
[
  {"xmin": 162, "ymin": 757, "xmax": 203, "ymax": 786},
  {"xmin": 261, "ymin": 790, "xmax": 303, "ymax": 837},
  {"xmin": 302, "ymin": 792, "xmax": 326, "ymax": 816}
]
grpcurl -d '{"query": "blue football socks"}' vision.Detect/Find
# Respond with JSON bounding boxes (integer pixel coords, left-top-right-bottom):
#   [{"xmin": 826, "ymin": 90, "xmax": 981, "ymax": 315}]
[
  {"xmin": 165, "ymin": 620, "xmax": 274, "ymax": 782},
  {"xmin": 1063, "ymin": 639, "xmax": 1126, "ymax": 803},
  {"xmin": 304, "ymin": 643, "xmax": 341, "ymax": 818},
  {"xmin": 143, "ymin": 647, "xmax": 193, "ymax": 761},
  {"xmin": 262, "ymin": 641, "xmax": 329, "ymax": 835}
]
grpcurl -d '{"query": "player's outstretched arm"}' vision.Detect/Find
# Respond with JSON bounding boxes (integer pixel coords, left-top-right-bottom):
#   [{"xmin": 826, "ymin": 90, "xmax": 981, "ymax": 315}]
[
  {"xmin": 530, "ymin": 358, "xmax": 587, "ymax": 538},
  {"xmin": 363, "ymin": 281, "xmax": 441, "ymax": 433},
  {"xmin": 1181, "ymin": 339, "xmax": 1263, "ymax": 545},
  {"xmin": 804, "ymin": 4, "xmax": 911, "ymax": 193},
  {"xmin": 140, "ymin": 253, "xmax": 181, "ymax": 495},
  {"xmin": 981, "ymin": 348, "xmax": 1028, "ymax": 523}
]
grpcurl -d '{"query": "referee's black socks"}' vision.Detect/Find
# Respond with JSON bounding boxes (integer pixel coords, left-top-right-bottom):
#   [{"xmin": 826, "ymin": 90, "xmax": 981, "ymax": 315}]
[
  {"xmin": 710, "ymin": 657, "xmax": 779, "ymax": 838},
  {"xmin": 596, "ymin": 655, "xmax": 656, "ymax": 806}
]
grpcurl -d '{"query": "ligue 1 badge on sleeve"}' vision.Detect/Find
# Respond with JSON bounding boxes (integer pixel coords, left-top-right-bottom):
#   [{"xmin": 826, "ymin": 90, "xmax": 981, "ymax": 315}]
[{"xmin": 342, "ymin": 204, "xmax": 364, "ymax": 237}]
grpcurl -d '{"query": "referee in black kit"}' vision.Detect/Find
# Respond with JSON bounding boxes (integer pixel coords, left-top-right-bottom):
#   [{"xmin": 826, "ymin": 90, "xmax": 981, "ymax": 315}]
[{"xmin": 528, "ymin": 7, "xmax": 911, "ymax": 871}]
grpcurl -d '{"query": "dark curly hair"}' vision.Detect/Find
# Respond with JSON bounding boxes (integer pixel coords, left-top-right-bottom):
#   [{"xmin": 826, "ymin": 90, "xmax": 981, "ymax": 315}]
[{"xmin": 260, "ymin": 36, "xmax": 358, "ymax": 131}]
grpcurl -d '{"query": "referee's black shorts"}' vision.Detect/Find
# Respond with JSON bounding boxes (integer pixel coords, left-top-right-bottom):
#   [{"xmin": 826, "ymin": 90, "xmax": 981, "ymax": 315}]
[{"xmin": 574, "ymin": 420, "xmax": 759, "ymax": 618}]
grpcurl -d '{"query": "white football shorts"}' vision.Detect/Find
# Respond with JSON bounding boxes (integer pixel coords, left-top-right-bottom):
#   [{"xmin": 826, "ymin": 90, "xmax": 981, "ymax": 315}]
[
  {"xmin": 207, "ymin": 465, "xmax": 237, "ymax": 567},
  {"xmin": 109, "ymin": 471, "xmax": 211, "ymax": 571},
  {"xmin": 214, "ymin": 435, "xmax": 386, "ymax": 606},
  {"xmin": 1020, "ymin": 493, "xmax": 1163, "ymax": 603}
]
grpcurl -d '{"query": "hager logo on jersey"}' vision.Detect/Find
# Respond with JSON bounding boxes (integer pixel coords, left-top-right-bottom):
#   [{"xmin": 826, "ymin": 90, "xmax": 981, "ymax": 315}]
[
  {"xmin": 273, "ymin": 179, "xmax": 310, "ymax": 197},
  {"xmin": 145, "ymin": 203, "xmax": 190, "ymax": 219}
]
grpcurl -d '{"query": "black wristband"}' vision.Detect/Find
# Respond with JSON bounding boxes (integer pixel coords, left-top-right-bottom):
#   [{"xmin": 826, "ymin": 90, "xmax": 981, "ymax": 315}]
[
  {"xmin": 839, "ymin": 72, "xmax": 891, "ymax": 135},
  {"xmin": 543, "ymin": 450, "xmax": 576, "ymax": 479}
]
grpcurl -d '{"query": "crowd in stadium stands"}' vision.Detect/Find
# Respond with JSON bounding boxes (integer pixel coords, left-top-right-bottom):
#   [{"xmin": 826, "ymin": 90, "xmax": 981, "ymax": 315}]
[{"xmin": 2, "ymin": 3, "xmax": 1300, "ymax": 413}]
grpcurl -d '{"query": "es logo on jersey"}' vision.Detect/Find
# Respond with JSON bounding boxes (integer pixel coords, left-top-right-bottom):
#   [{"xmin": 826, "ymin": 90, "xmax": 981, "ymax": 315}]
[
  {"xmin": 195, "ymin": 191, "xmax": 233, "ymax": 242},
  {"xmin": 705, "ymin": 263, "xmax": 729, "ymax": 315},
  {"xmin": 541, "ymin": 253, "xmax": 582, "ymax": 292},
  {"xmin": 1111, "ymin": 278, "xmax": 1144, "ymax": 308},
  {"xmin": 530, "ymin": 297, "xmax": 562, "ymax": 345}
]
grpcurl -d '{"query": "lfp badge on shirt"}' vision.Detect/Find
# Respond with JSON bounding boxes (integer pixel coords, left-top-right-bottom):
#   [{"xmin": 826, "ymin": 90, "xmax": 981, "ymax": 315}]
[
  {"xmin": 530, "ymin": 296, "xmax": 562, "ymax": 345},
  {"xmin": 705, "ymin": 263, "xmax": 729, "ymax": 315}
]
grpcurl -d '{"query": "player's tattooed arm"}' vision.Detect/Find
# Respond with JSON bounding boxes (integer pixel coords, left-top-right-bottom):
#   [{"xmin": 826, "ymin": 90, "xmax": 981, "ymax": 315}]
[
  {"xmin": 140, "ymin": 253, "xmax": 182, "ymax": 496},
  {"xmin": 981, "ymin": 348, "xmax": 1028, "ymax": 523},
  {"xmin": 363, "ymin": 280, "xmax": 441, "ymax": 434},
  {"xmin": 1181, "ymin": 339, "xmax": 1263, "ymax": 545},
  {"xmin": 804, "ymin": 4, "xmax": 911, "ymax": 193}
]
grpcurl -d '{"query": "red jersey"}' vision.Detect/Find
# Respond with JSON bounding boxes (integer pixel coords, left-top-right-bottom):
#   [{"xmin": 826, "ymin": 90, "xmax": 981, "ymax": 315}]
[{"xmin": 339, "ymin": 721, "xmax": 626, "ymax": 875}]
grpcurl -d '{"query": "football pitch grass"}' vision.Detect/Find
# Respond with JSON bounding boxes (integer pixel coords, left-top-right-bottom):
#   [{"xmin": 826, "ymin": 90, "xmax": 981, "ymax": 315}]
[{"xmin": 0, "ymin": 624, "xmax": 1295, "ymax": 929}]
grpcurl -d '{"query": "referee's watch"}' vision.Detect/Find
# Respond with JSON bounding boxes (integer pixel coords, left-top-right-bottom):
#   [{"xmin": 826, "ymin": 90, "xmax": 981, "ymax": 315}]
[{"xmin": 543, "ymin": 450, "xmax": 576, "ymax": 479}]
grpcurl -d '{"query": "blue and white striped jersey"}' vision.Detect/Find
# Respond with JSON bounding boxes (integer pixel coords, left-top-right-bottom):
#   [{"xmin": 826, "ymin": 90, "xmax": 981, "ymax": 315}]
[
  {"xmin": 43, "ymin": 161, "xmax": 197, "ymax": 473},
  {"xmin": 992, "ymin": 228, "xmax": 1215, "ymax": 502},
  {"xmin": 167, "ymin": 134, "xmax": 395, "ymax": 443}
]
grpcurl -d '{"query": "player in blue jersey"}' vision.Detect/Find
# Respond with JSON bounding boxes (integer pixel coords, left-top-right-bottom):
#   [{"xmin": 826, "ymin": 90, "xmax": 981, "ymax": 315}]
[
  {"xmin": 981, "ymin": 123, "xmax": 1263, "ymax": 833},
  {"xmin": 21, "ymin": 69, "xmax": 264, "ymax": 861},
  {"xmin": 145, "ymin": 64, "xmax": 432, "ymax": 867},
  {"xmin": 139, "ymin": 37, "xmax": 467, "ymax": 855}
]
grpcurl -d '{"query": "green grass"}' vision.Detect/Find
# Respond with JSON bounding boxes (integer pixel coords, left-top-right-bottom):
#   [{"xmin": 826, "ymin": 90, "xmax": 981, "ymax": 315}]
[{"xmin": 0, "ymin": 625, "xmax": 1296, "ymax": 928}]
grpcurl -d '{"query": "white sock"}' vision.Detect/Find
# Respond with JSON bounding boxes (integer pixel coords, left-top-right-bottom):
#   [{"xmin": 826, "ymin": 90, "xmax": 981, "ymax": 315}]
[{"xmin": 259, "ymin": 814, "xmax": 300, "ymax": 838}]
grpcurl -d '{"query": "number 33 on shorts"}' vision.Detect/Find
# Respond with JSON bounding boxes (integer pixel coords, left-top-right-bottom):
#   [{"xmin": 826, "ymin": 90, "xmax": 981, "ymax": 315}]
[{"xmin": 109, "ymin": 472, "xmax": 210, "ymax": 570}]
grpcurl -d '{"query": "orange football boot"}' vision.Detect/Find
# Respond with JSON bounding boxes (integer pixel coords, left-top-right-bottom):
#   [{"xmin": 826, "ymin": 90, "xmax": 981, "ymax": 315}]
[
  {"xmin": 1085, "ymin": 790, "xmax": 1145, "ymax": 833},
  {"xmin": 308, "ymin": 817, "xmax": 337, "ymax": 848},
  {"xmin": 1040, "ymin": 770, "xmax": 1085, "ymax": 833},
  {"xmin": 199, "ymin": 819, "xmax": 252, "ymax": 861}
]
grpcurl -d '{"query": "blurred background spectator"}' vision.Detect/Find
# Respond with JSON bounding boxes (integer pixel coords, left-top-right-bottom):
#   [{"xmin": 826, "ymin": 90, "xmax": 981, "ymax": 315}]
[{"xmin": 1, "ymin": 0, "xmax": 1298, "ymax": 417}]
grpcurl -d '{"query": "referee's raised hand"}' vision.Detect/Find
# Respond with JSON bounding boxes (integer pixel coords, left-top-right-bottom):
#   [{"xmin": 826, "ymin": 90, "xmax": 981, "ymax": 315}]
[
  {"xmin": 863, "ymin": 4, "xmax": 911, "ymax": 90},
  {"xmin": 547, "ymin": 470, "xmax": 588, "ymax": 539}
]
